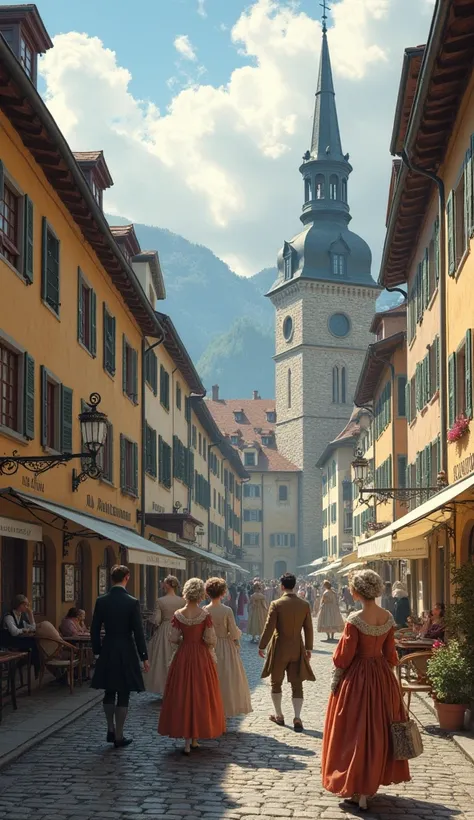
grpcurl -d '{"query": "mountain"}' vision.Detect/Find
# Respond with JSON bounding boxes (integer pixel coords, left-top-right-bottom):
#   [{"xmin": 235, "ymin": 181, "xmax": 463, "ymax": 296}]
[
  {"xmin": 107, "ymin": 216, "xmax": 403, "ymax": 399},
  {"xmin": 197, "ymin": 318, "xmax": 275, "ymax": 399}
]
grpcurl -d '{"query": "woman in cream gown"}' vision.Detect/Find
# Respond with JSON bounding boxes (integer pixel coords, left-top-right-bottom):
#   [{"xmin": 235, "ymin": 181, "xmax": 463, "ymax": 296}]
[
  {"xmin": 317, "ymin": 580, "xmax": 345, "ymax": 641},
  {"xmin": 247, "ymin": 584, "xmax": 268, "ymax": 643},
  {"xmin": 204, "ymin": 577, "xmax": 253, "ymax": 718},
  {"xmin": 146, "ymin": 575, "xmax": 185, "ymax": 696}
]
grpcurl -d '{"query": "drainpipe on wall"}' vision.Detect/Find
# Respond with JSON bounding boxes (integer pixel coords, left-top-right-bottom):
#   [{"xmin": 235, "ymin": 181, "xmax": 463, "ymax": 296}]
[
  {"xmin": 141, "ymin": 335, "xmax": 165, "ymax": 537},
  {"xmin": 400, "ymin": 150, "xmax": 448, "ymax": 481}
]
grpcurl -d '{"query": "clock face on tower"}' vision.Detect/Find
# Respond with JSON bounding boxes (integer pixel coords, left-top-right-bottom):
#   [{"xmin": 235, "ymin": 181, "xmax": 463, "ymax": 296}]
[{"xmin": 328, "ymin": 312, "xmax": 350, "ymax": 338}]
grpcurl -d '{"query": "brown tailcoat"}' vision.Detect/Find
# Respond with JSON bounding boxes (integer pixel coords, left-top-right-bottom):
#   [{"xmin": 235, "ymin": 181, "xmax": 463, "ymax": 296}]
[{"xmin": 259, "ymin": 592, "xmax": 315, "ymax": 684}]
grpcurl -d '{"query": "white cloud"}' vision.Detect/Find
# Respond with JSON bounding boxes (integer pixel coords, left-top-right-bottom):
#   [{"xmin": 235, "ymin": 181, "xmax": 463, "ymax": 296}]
[
  {"xmin": 40, "ymin": 0, "xmax": 432, "ymax": 279},
  {"xmin": 197, "ymin": 0, "xmax": 207, "ymax": 18},
  {"xmin": 174, "ymin": 34, "xmax": 197, "ymax": 62}
]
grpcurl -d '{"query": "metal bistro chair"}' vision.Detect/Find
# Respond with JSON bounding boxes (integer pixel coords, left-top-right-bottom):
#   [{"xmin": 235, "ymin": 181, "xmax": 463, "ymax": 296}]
[
  {"xmin": 37, "ymin": 636, "xmax": 82, "ymax": 694},
  {"xmin": 396, "ymin": 650, "xmax": 433, "ymax": 710}
]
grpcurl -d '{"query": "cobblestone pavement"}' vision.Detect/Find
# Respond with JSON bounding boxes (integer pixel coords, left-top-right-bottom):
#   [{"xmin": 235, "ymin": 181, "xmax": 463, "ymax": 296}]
[{"xmin": 0, "ymin": 632, "xmax": 473, "ymax": 820}]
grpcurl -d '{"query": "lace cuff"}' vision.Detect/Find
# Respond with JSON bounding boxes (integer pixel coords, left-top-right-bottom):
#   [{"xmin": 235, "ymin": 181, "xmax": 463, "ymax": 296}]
[
  {"xmin": 203, "ymin": 625, "xmax": 217, "ymax": 648},
  {"xmin": 331, "ymin": 665, "xmax": 344, "ymax": 694},
  {"xmin": 169, "ymin": 625, "xmax": 182, "ymax": 645}
]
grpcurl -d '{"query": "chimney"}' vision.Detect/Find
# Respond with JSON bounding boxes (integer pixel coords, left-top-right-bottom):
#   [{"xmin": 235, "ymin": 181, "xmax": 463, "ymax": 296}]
[
  {"xmin": 212, "ymin": 385, "xmax": 219, "ymax": 401},
  {"xmin": 253, "ymin": 390, "xmax": 260, "ymax": 400}
]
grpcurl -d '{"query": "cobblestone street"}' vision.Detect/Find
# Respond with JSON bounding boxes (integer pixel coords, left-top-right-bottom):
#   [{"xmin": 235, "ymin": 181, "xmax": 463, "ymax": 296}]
[{"xmin": 0, "ymin": 633, "xmax": 473, "ymax": 820}]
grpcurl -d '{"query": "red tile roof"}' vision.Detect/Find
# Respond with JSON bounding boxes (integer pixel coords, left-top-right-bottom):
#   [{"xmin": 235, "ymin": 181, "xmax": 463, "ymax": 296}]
[{"xmin": 206, "ymin": 398, "xmax": 300, "ymax": 473}]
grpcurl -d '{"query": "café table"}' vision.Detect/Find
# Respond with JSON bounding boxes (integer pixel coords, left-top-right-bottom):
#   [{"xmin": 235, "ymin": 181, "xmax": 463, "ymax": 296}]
[
  {"xmin": 0, "ymin": 650, "xmax": 29, "ymax": 722},
  {"xmin": 395, "ymin": 638, "xmax": 435, "ymax": 661},
  {"xmin": 66, "ymin": 635, "xmax": 93, "ymax": 679}
]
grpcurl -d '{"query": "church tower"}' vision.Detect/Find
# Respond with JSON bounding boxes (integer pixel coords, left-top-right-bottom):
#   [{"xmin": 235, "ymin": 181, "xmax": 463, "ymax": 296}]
[{"xmin": 268, "ymin": 14, "xmax": 380, "ymax": 565}]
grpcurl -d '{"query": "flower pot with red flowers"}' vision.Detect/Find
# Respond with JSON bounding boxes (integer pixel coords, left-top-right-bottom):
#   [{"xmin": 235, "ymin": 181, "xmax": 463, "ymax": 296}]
[
  {"xmin": 427, "ymin": 640, "xmax": 472, "ymax": 731},
  {"xmin": 447, "ymin": 415, "xmax": 470, "ymax": 443}
]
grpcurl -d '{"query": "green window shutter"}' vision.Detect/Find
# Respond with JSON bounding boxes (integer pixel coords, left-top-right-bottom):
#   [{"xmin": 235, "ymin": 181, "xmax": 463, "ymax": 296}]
[
  {"xmin": 398, "ymin": 455, "xmax": 407, "ymax": 488},
  {"xmin": 23, "ymin": 195, "xmax": 34, "ymax": 284},
  {"xmin": 415, "ymin": 363, "xmax": 420, "ymax": 412},
  {"xmin": 465, "ymin": 328, "xmax": 472, "ymax": 419},
  {"xmin": 133, "ymin": 348, "xmax": 139, "ymax": 404},
  {"xmin": 107, "ymin": 423, "xmax": 114, "ymax": 482},
  {"xmin": 434, "ymin": 217, "xmax": 440, "ymax": 286},
  {"xmin": 41, "ymin": 217, "xmax": 48, "ymax": 302},
  {"xmin": 40, "ymin": 365, "xmax": 47, "ymax": 446},
  {"xmin": 465, "ymin": 148, "xmax": 473, "ymax": 243},
  {"xmin": 437, "ymin": 435, "xmax": 441, "ymax": 480},
  {"xmin": 23, "ymin": 353, "xmax": 35, "ymax": 440},
  {"xmin": 152, "ymin": 353, "xmax": 158, "ymax": 396},
  {"xmin": 447, "ymin": 192, "xmax": 455, "ymax": 276},
  {"xmin": 435, "ymin": 335, "xmax": 440, "ymax": 392},
  {"xmin": 90, "ymin": 290, "xmax": 97, "ymax": 357},
  {"xmin": 61, "ymin": 386, "xmax": 73, "ymax": 453},
  {"xmin": 77, "ymin": 268, "xmax": 83, "ymax": 343},
  {"xmin": 110, "ymin": 315, "xmax": 116, "ymax": 375},
  {"xmin": 405, "ymin": 380, "xmax": 411, "ymax": 423},
  {"xmin": 448, "ymin": 353, "xmax": 456, "ymax": 427},
  {"xmin": 422, "ymin": 248, "xmax": 429, "ymax": 309},
  {"xmin": 398, "ymin": 376, "xmax": 407, "ymax": 417},
  {"xmin": 120, "ymin": 434, "xmax": 126, "ymax": 491},
  {"xmin": 173, "ymin": 434, "xmax": 178, "ymax": 478},
  {"xmin": 425, "ymin": 352, "xmax": 431, "ymax": 403},
  {"xmin": 427, "ymin": 445, "xmax": 432, "ymax": 490},
  {"xmin": 387, "ymin": 380, "xmax": 391, "ymax": 424},
  {"xmin": 415, "ymin": 265, "xmax": 421, "ymax": 321},
  {"xmin": 133, "ymin": 442, "xmax": 139, "ymax": 495},
  {"xmin": 415, "ymin": 452, "xmax": 421, "ymax": 489},
  {"xmin": 122, "ymin": 336, "xmax": 127, "ymax": 393},
  {"xmin": 158, "ymin": 435, "xmax": 163, "ymax": 484}
]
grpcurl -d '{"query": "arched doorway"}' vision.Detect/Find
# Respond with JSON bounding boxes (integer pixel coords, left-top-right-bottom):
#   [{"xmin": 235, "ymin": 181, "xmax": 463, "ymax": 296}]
[{"xmin": 274, "ymin": 560, "xmax": 287, "ymax": 578}]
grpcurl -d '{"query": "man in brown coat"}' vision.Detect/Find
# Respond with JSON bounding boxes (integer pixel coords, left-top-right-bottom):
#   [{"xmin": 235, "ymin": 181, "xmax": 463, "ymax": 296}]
[{"xmin": 259, "ymin": 573, "xmax": 315, "ymax": 731}]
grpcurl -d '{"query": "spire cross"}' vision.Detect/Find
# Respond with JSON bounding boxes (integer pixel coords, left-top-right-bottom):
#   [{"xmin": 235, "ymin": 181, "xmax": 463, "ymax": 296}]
[{"xmin": 320, "ymin": 0, "xmax": 330, "ymax": 34}]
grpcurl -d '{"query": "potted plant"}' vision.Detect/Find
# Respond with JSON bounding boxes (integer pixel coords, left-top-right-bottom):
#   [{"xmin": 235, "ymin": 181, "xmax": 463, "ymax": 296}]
[
  {"xmin": 447, "ymin": 414, "xmax": 470, "ymax": 443},
  {"xmin": 427, "ymin": 640, "xmax": 473, "ymax": 730}
]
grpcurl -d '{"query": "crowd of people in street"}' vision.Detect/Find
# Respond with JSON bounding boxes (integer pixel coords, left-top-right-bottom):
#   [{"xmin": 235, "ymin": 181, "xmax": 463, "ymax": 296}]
[{"xmin": 82, "ymin": 563, "xmax": 421, "ymax": 811}]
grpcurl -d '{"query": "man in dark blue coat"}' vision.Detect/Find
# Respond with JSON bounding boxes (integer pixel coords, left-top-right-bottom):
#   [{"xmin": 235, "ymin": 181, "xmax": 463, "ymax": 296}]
[{"xmin": 91, "ymin": 564, "xmax": 149, "ymax": 748}]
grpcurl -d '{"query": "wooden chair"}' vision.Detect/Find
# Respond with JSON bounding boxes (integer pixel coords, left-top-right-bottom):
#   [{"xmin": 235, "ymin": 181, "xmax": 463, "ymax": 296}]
[
  {"xmin": 37, "ymin": 637, "xmax": 81, "ymax": 694},
  {"xmin": 396, "ymin": 650, "xmax": 433, "ymax": 710}
]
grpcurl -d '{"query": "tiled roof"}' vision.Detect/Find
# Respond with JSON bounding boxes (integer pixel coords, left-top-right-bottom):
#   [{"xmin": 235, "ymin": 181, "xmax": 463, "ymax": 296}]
[
  {"xmin": 206, "ymin": 398, "xmax": 300, "ymax": 473},
  {"xmin": 316, "ymin": 407, "xmax": 361, "ymax": 467}
]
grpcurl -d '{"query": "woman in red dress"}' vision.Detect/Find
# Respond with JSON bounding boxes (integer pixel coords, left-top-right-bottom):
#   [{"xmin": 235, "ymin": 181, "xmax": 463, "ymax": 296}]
[
  {"xmin": 322, "ymin": 569, "xmax": 410, "ymax": 811},
  {"xmin": 158, "ymin": 577, "xmax": 226, "ymax": 754}
]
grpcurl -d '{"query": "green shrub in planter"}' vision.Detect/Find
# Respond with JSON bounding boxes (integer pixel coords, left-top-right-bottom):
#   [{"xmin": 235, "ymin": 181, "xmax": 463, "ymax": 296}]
[{"xmin": 427, "ymin": 640, "xmax": 474, "ymax": 704}]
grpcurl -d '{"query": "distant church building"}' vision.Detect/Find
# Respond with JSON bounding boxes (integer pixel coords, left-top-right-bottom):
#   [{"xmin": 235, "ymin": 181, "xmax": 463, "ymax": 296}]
[{"xmin": 267, "ymin": 19, "xmax": 380, "ymax": 565}]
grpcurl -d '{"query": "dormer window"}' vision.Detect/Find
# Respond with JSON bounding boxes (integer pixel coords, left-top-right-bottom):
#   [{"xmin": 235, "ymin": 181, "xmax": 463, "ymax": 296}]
[
  {"xmin": 0, "ymin": 6, "xmax": 52, "ymax": 88},
  {"xmin": 74, "ymin": 151, "xmax": 113, "ymax": 212},
  {"xmin": 261, "ymin": 435, "xmax": 273, "ymax": 446},
  {"xmin": 110, "ymin": 224, "xmax": 141, "ymax": 266},
  {"xmin": 244, "ymin": 451, "xmax": 256, "ymax": 467},
  {"xmin": 332, "ymin": 254, "xmax": 346, "ymax": 277},
  {"xmin": 233, "ymin": 410, "xmax": 244, "ymax": 423},
  {"xmin": 230, "ymin": 435, "xmax": 240, "ymax": 446},
  {"xmin": 283, "ymin": 242, "xmax": 294, "ymax": 281},
  {"xmin": 266, "ymin": 410, "xmax": 276, "ymax": 423}
]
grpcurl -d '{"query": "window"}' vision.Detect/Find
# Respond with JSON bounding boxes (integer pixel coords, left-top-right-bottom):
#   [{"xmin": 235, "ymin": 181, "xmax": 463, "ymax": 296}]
[
  {"xmin": 342, "ymin": 479, "xmax": 352, "ymax": 501},
  {"xmin": 176, "ymin": 382, "xmax": 182, "ymax": 410},
  {"xmin": 230, "ymin": 434, "xmax": 240, "ymax": 445},
  {"xmin": 304, "ymin": 177, "xmax": 311, "ymax": 202},
  {"xmin": 173, "ymin": 435, "xmax": 194, "ymax": 487},
  {"xmin": 145, "ymin": 423, "xmax": 157, "ymax": 478},
  {"xmin": 288, "ymin": 368, "xmax": 292, "ymax": 408},
  {"xmin": 331, "ymin": 535, "xmax": 337, "ymax": 554},
  {"xmin": 322, "ymin": 474, "xmax": 328, "ymax": 497},
  {"xmin": 332, "ymin": 366, "xmax": 339, "ymax": 403},
  {"xmin": 330, "ymin": 503, "xmax": 337, "ymax": 524},
  {"xmin": 213, "ymin": 488, "xmax": 217, "ymax": 509},
  {"xmin": 198, "ymin": 432, "xmax": 202, "ymax": 455},
  {"xmin": 284, "ymin": 249, "xmax": 293, "ymax": 281},
  {"xmin": 261, "ymin": 435, "xmax": 273, "ymax": 446},
  {"xmin": 103, "ymin": 306, "xmax": 116, "ymax": 377},
  {"xmin": 278, "ymin": 485, "xmax": 288, "ymax": 502},
  {"xmin": 244, "ymin": 509, "xmax": 262, "ymax": 522},
  {"xmin": 270, "ymin": 533, "xmax": 296, "ymax": 547},
  {"xmin": 98, "ymin": 421, "xmax": 113, "ymax": 483},
  {"xmin": 194, "ymin": 471, "xmax": 210, "ymax": 508},
  {"xmin": 397, "ymin": 376, "xmax": 407, "ymax": 417},
  {"xmin": 244, "ymin": 483, "xmax": 261, "ymax": 498},
  {"xmin": 332, "ymin": 253, "xmax": 345, "ymax": 277},
  {"xmin": 341, "ymin": 178, "xmax": 347, "ymax": 203},
  {"xmin": 449, "ymin": 330, "xmax": 473, "ymax": 424},
  {"xmin": 77, "ymin": 269, "xmax": 97, "ymax": 355},
  {"xmin": 41, "ymin": 370, "xmax": 60, "ymax": 451},
  {"xmin": 144, "ymin": 349, "xmax": 157, "ymax": 395},
  {"xmin": 344, "ymin": 510, "xmax": 352, "ymax": 532},
  {"xmin": 244, "ymin": 533, "xmax": 260, "ymax": 546},
  {"xmin": 322, "ymin": 507, "xmax": 328, "ymax": 527},
  {"xmin": 32, "ymin": 542, "xmax": 46, "ymax": 615},
  {"xmin": 234, "ymin": 410, "xmax": 244, "ymax": 423},
  {"xmin": 266, "ymin": 410, "xmax": 276, "ymax": 423},
  {"xmin": 315, "ymin": 174, "xmax": 325, "ymax": 199},
  {"xmin": 329, "ymin": 313, "xmax": 350, "ymax": 337},
  {"xmin": 283, "ymin": 316, "xmax": 293, "ymax": 341},
  {"xmin": 397, "ymin": 455, "xmax": 407, "ymax": 489},
  {"xmin": 244, "ymin": 451, "xmax": 256, "ymax": 467},
  {"xmin": 0, "ymin": 181, "xmax": 20, "ymax": 267},
  {"xmin": 374, "ymin": 381, "xmax": 391, "ymax": 439},
  {"xmin": 20, "ymin": 36, "xmax": 33, "ymax": 79},
  {"xmin": 41, "ymin": 219, "xmax": 60, "ymax": 315},
  {"xmin": 0, "ymin": 341, "xmax": 19, "ymax": 431},
  {"xmin": 122, "ymin": 337, "xmax": 138, "ymax": 403},
  {"xmin": 329, "ymin": 175, "xmax": 338, "ymax": 200},
  {"xmin": 160, "ymin": 365, "xmax": 170, "ymax": 410},
  {"xmin": 91, "ymin": 178, "xmax": 102, "ymax": 208},
  {"xmin": 120, "ymin": 435, "xmax": 139, "ymax": 496},
  {"xmin": 330, "ymin": 460, "xmax": 336, "ymax": 487},
  {"xmin": 158, "ymin": 436, "xmax": 172, "ymax": 488},
  {"xmin": 185, "ymin": 395, "xmax": 191, "ymax": 423},
  {"xmin": 192, "ymin": 425, "xmax": 197, "ymax": 449}
]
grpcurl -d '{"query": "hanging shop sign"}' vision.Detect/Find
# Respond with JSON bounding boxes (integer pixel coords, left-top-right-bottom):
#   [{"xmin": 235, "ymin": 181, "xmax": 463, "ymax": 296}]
[{"xmin": 0, "ymin": 515, "xmax": 42, "ymax": 542}]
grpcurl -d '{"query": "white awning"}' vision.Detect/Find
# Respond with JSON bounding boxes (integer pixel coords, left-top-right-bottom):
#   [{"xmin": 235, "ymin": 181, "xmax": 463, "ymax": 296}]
[
  {"xmin": 298, "ymin": 557, "xmax": 326, "ymax": 569},
  {"xmin": 176, "ymin": 541, "xmax": 250, "ymax": 573},
  {"xmin": 357, "ymin": 472, "xmax": 474, "ymax": 559},
  {"xmin": 338, "ymin": 561, "xmax": 367, "ymax": 575},
  {"xmin": 8, "ymin": 490, "xmax": 186, "ymax": 570},
  {"xmin": 309, "ymin": 559, "xmax": 343, "ymax": 577}
]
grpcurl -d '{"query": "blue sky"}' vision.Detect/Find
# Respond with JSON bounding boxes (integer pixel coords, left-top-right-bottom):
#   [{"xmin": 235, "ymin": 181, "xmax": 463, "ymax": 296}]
[{"xmin": 8, "ymin": 1, "xmax": 435, "ymax": 277}]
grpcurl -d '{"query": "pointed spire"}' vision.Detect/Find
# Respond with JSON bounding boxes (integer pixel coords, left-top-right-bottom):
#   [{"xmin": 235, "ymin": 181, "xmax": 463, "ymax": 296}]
[{"xmin": 310, "ymin": 25, "xmax": 344, "ymax": 162}]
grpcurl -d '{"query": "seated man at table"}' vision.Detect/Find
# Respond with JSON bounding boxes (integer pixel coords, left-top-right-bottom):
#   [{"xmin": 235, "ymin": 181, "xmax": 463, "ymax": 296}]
[
  {"xmin": 60, "ymin": 607, "xmax": 90, "ymax": 637},
  {"xmin": 2, "ymin": 595, "xmax": 36, "ymax": 636}
]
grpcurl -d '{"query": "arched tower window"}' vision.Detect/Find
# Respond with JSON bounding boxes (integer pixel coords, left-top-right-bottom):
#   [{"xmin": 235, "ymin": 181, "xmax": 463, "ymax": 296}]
[
  {"xmin": 341, "ymin": 178, "xmax": 348, "ymax": 203},
  {"xmin": 304, "ymin": 177, "xmax": 311, "ymax": 202},
  {"xmin": 287, "ymin": 368, "xmax": 292, "ymax": 408},
  {"xmin": 315, "ymin": 174, "xmax": 325, "ymax": 199},
  {"xmin": 332, "ymin": 366, "xmax": 339, "ymax": 403},
  {"xmin": 329, "ymin": 175, "xmax": 338, "ymax": 200},
  {"xmin": 332, "ymin": 366, "xmax": 347, "ymax": 404}
]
